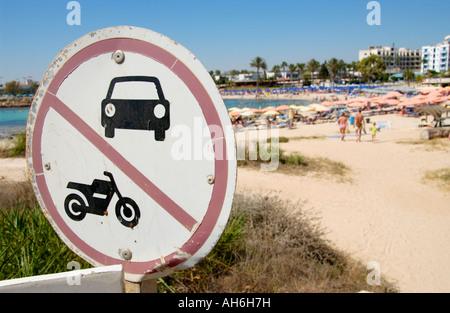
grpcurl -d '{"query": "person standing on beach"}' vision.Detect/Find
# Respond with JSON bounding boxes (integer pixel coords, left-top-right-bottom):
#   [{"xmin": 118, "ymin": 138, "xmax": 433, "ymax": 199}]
[
  {"xmin": 288, "ymin": 109, "xmax": 294, "ymax": 128},
  {"xmin": 337, "ymin": 113, "xmax": 349, "ymax": 141},
  {"xmin": 354, "ymin": 109, "xmax": 365, "ymax": 142},
  {"xmin": 370, "ymin": 122, "xmax": 380, "ymax": 143}
]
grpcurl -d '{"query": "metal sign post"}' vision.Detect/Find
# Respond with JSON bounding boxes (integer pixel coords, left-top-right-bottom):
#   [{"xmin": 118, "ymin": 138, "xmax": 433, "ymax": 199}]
[{"xmin": 26, "ymin": 26, "xmax": 236, "ymax": 290}]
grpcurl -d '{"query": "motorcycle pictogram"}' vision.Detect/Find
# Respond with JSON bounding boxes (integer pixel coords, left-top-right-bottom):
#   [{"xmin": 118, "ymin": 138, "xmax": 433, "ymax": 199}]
[{"xmin": 64, "ymin": 171, "xmax": 140, "ymax": 228}]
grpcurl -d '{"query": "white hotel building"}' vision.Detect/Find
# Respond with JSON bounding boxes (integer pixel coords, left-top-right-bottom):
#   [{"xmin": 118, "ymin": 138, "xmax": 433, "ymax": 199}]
[
  {"xmin": 421, "ymin": 41, "xmax": 450, "ymax": 74},
  {"xmin": 358, "ymin": 46, "xmax": 422, "ymax": 73}
]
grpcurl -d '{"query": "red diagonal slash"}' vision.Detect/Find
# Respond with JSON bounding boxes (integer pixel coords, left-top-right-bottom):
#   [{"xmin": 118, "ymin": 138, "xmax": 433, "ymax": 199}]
[{"xmin": 44, "ymin": 91, "xmax": 198, "ymax": 232}]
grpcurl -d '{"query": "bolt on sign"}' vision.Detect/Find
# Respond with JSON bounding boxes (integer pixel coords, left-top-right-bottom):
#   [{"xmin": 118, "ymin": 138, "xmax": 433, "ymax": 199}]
[{"xmin": 26, "ymin": 26, "xmax": 237, "ymax": 282}]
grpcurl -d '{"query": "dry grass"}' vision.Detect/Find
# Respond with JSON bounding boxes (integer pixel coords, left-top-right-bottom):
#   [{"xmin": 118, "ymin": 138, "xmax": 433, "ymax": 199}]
[
  {"xmin": 290, "ymin": 135, "xmax": 326, "ymax": 141},
  {"xmin": 160, "ymin": 193, "xmax": 397, "ymax": 293},
  {"xmin": 238, "ymin": 146, "xmax": 352, "ymax": 182},
  {"xmin": 0, "ymin": 180, "xmax": 35, "ymax": 209},
  {"xmin": 422, "ymin": 168, "xmax": 450, "ymax": 191},
  {"xmin": 396, "ymin": 137, "xmax": 450, "ymax": 151}
]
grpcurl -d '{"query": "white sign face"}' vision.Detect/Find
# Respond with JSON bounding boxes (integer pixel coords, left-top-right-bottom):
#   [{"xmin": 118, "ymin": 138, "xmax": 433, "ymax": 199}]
[{"xmin": 27, "ymin": 26, "xmax": 236, "ymax": 282}]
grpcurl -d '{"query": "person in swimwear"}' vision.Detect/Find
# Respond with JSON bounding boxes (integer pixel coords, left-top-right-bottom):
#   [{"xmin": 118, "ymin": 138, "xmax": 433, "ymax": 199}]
[
  {"xmin": 337, "ymin": 113, "xmax": 349, "ymax": 141},
  {"xmin": 370, "ymin": 122, "xmax": 380, "ymax": 143},
  {"xmin": 354, "ymin": 109, "xmax": 365, "ymax": 142}
]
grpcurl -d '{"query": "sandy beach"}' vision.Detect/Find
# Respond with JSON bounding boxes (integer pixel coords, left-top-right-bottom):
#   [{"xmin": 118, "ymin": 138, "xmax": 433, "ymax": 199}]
[
  {"xmin": 235, "ymin": 113, "xmax": 450, "ymax": 293},
  {"xmin": 1, "ymin": 112, "xmax": 449, "ymax": 292}
]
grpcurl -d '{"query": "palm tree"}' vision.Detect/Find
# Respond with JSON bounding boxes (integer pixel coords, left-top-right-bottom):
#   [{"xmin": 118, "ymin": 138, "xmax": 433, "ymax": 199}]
[
  {"xmin": 338, "ymin": 59, "xmax": 347, "ymax": 81},
  {"xmin": 288, "ymin": 64, "xmax": 297, "ymax": 81},
  {"xmin": 403, "ymin": 69, "xmax": 415, "ymax": 87},
  {"xmin": 250, "ymin": 56, "xmax": 267, "ymax": 88},
  {"xmin": 307, "ymin": 59, "xmax": 320, "ymax": 85},
  {"xmin": 281, "ymin": 61, "xmax": 288, "ymax": 77},
  {"xmin": 272, "ymin": 65, "xmax": 280, "ymax": 80},
  {"xmin": 328, "ymin": 58, "xmax": 340, "ymax": 85},
  {"xmin": 349, "ymin": 61, "xmax": 358, "ymax": 81},
  {"xmin": 296, "ymin": 63, "xmax": 305, "ymax": 81}
]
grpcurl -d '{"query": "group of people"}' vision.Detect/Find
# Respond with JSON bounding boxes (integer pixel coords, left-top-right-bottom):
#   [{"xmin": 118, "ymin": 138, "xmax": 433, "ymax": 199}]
[{"xmin": 337, "ymin": 109, "xmax": 380, "ymax": 143}]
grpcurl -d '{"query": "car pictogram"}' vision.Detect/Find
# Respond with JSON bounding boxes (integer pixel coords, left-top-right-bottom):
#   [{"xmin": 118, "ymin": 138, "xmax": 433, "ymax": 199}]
[{"xmin": 101, "ymin": 76, "xmax": 170, "ymax": 141}]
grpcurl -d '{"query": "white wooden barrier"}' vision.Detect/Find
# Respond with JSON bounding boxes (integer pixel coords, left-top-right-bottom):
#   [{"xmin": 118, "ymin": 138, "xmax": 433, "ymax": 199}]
[{"xmin": 0, "ymin": 265, "xmax": 123, "ymax": 293}]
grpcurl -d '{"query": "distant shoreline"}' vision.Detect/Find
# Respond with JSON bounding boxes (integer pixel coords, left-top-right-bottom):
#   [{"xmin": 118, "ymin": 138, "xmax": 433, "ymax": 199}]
[
  {"xmin": 0, "ymin": 99, "xmax": 32, "ymax": 108},
  {"xmin": 222, "ymin": 93, "xmax": 349, "ymax": 105},
  {"xmin": 0, "ymin": 93, "xmax": 346, "ymax": 109}
]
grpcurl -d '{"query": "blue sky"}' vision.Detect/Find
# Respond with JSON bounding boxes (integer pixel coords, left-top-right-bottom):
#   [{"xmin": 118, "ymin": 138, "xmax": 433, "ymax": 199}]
[{"xmin": 0, "ymin": 0, "xmax": 449, "ymax": 84}]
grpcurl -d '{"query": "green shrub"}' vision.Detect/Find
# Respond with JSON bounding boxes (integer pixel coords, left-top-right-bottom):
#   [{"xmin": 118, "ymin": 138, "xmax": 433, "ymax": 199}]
[
  {"xmin": 0, "ymin": 205, "xmax": 91, "ymax": 280},
  {"xmin": 9, "ymin": 132, "xmax": 26, "ymax": 157}
]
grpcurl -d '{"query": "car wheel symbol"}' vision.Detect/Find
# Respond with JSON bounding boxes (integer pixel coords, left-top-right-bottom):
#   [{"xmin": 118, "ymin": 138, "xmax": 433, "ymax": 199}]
[{"xmin": 105, "ymin": 103, "xmax": 116, "ymax": 117}]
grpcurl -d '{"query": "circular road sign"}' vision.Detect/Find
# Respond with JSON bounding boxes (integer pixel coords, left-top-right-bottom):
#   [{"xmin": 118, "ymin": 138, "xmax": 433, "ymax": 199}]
[{"xmin": 26, "ymin": 26, "xmax": 236, "ymax": 282}]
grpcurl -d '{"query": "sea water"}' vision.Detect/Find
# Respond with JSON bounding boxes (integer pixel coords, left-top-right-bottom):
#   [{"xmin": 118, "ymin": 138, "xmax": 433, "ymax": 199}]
[
  {"xmin": 0, "ymin": 107, "xmax": 30, "ymax": 137},
  {"xmin": 0, "ymin": 99, "xmax": 311, "ymax": 137}
]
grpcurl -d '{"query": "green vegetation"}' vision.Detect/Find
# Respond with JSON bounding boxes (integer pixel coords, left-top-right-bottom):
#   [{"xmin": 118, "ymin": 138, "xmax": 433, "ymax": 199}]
[
  {"xmin": 2, "ymin": 80, "xmax": 39, "ymax": 96},
  {"xmin": 211, "ymin": 54, "xmax": 420, "ymax": 87},
  {"xmin": 0, "ymin": 205, "xmax": 91, "ymax": 281},
  {"xmin": 0, "ymin": 132, "xmax": 27, "ymax": 157},
  {"xmin": 0, "ymin": 184, "xmax": 396, "ymax": 292},
  {"xmin": 357, "ymin": 55, "xmax": 386, "ymax": 83}
]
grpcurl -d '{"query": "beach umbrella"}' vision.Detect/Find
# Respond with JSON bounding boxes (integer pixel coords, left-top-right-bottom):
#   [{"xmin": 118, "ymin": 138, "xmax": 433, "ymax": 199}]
[
  {"xmin": 349, "ymin": 97, "xmax": 370, "ymax": 104},
  {"xmin": 262, "ymin": 110, "xmax": 280, "ymax": 116},
  {"xmin": 385, "ymin": 91, "xmax": 403, "ymax": 99},
  {"xmin": 229, "ymin": 111, "xmax": 241, "ymax": 117},
  {"xmin": 384, "ymin": 99, "xmax": 400, "ymax": 106},
  {"xmin": 348, "ymin": 101, "xmax": 366, "ymax": 108},
  {"xmin": 276, "ymin": 105, "xmax": 291, "ymax": 111},
  {"xmin": 240, "ymin": 108, "xmax": 260, "ymax": 113},
  {"xmin": 401, "ymin": 98, "xmax": 427, "ymax": 107},
  {"xmin": 299, "ymin": 106, "xmax": 313, "ymax": 112},
  {"xmin": 313, "ymin": 105, "xmax": 329, "ymax": 112},
  {"xmin": 308, "ymin": 103, "xmax": 328, "ymax": 111},
  {"xmin": 262, "ymin": 106, "xmax": 277, "ymax": 112},
  {"xmin": 228, "ymin": 107, "xmax": 242, "ymax": 112},
  {"xmin": 370, "ymin": 97, "xmax": 385, "ymax": 105},
  {"xmin": 240, "ymin": 111, "xmax": 257, "ymax": 117}
]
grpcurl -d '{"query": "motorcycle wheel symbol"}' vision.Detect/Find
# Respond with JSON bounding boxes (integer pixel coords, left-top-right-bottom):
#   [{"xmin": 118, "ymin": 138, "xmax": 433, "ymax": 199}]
[{"xmin": 115, "ymin": 197, "xmax": 140, "ymax": 228}]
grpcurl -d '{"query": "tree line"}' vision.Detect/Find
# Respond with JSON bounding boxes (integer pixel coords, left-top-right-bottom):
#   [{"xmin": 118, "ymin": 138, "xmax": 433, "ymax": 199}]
[
  {"xmin": 212, "ymin": 55, "xmax": 449, "ymax": 87},
  {"xmin": 1, "ymin": 80, "xmax": 39, "ymax": 96}
]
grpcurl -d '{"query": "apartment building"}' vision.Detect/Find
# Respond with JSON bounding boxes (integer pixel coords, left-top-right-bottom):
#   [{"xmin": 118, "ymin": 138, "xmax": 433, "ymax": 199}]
[
  {"xmin": 359, "ymin": 46, "xmax": 422, "ymax": 73},
  {"xmin": 421, "ymin": 41, "xmax": 450, "ymax": 74}
]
